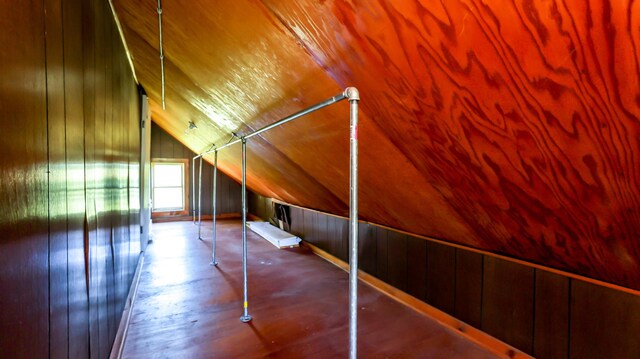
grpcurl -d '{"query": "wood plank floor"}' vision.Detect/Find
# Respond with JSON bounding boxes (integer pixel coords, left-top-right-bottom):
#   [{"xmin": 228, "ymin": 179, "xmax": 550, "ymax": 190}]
[{"xmin": 122, "ymin": 220, "xmax": 499, "ymax": 358}]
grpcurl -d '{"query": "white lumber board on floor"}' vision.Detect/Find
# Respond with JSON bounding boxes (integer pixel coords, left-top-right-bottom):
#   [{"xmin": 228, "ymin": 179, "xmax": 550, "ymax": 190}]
[{"xmin": 247, "ymin": 221, "xmax": 301, "ymax": 249}]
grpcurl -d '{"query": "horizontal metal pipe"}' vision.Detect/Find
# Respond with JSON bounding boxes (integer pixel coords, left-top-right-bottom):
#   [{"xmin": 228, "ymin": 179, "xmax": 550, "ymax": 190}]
[
  {"xmin": 201, "ymin": 91, "xmax": 348, "ymax": 156},
  {"xmin": 192, "ymin": 143, "xmax": 215, "ymax": 160},
  {"xmin": 245, "ymin": 92, "xmax": 347, "ymax": 140},
  {"xmin": 208, "ymin": 138, "xmax": 240, "ymax": 154}
]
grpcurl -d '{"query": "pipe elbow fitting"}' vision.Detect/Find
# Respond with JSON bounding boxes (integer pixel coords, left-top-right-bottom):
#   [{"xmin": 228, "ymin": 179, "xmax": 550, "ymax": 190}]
[{"xmin": 344, "ymin": 87, "xmax": 360, "ymax": 101}]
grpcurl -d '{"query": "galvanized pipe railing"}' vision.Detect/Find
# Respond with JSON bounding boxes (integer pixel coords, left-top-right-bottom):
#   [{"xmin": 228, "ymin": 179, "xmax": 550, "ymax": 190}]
[
  {"xmin": 199, "ymin": 92, "xmax": 348, "ymax": 157},
  {"xmin": 191, "ymin": 144, "xmax": 212, "ymax": 234},
  {"xmin": 197, "ymin": 156, "xmax": 203, "ymax": 240},
  {"xmin": 191, "ymin": 157, "xmax": 196, "ymax": 223},
  {"xmin": 346, "ymin": 87, "xmax": 360, "ymax": 359},
  {"xmin": 239, "ymin": 138, "xmax": 252, "ymax": 323},
  {"xmin": 205, "ymin": 88, "xmax": 360, "ymax": 356},
  {"xmin": 211, "ymin": 151, "xmax": 219, "ymax": 266},
  {"xmin": 156, "ymin": 0, "xmax": 166, "ymax": 109}
]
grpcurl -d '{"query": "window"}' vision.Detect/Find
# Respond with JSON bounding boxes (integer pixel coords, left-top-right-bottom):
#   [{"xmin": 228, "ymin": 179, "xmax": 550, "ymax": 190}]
[{"xmin": 151, "ymin": 159, "xmax": 189, "ymax": 214}]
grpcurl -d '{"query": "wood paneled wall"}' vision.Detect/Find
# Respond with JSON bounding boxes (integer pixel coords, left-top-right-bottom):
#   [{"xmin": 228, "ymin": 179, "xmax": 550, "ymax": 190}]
[
  {"xmin": 248, "ymin": 192, "xmax": 274, "ymax": 222},
  {"xmin": 151, "ymin": 122, "xmax": 241, "ymax": 219},
  {"xmin": 248, "ymin": 194, "xmax": 640, "ymax": 358},
  {"xmin": 0, "ymin": 1, "xmax": 142, "ymax": 358}
]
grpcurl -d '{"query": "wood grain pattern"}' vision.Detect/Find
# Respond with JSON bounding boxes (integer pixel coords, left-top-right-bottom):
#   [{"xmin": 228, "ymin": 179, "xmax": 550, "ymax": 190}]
[
  {"xmin": 387, "ymin": 231, "xmax": 408, "ymax": 292},
  {"xmin": 44, "ymin": 0, "xmax": 70, "ymax": 355},
  {"xmin": 426, "ymin": 242, "xmax": 457, "ymax": 315},
  {"xmin": 375, "ymin": 226, "xmax": 389, "ymax": 282},
  {"xmin": 65, "ymin": 0, "xmax": 90, "ymax": 355},
  {"xmin": 406, "ymin": 235, "xmax": 427, "ymax": 302},
  {"xmin": 289, "ymin": 206, "xmax": 304, "ymax": 238},
  {"xmin": 570, "ymin": 279, "xmax": 640, "ymax": 358},
  {"xmin": 0, "ymin": 1, "xmax": 49, "ymax": 357},
  {"xmin": 263, "ymin": 0, "xmax": 640, "ymax": 289},
  {"xmin": 534, "ymin": 270, "xmax": 569, "ymax": 359},
  {"xmin": 455, "ymin": 249, "xmax": 483, "ymax": 328},
  {"xmin": 111, "ymin": 0, "xmax": 475, "ymax": 253},
  {"xmin": 111, "ymin": 0, "xmax": 640, "ymax": 290},
  {"xmin": 482, "ymin": 257, "xmax": 535, "ymax": 354},
  {"xmin": 359, "ymin": 222, "xmax": 376, "ymax": 275}
]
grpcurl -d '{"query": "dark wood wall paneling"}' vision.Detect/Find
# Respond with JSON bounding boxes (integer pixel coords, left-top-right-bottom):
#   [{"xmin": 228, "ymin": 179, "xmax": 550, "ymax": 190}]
[
  {"xmin": 454, "ymin": 250, "xmax": 483, "ymax": 329},
  {"xmin": 150, "ymin": 122, "xmax": 241, "ymax": 218},
  {"xmin": 45, "ymin": 0, "xmax": 70, "ymax": 355},
  {"xmin": 0, "ymin": 0, "xmax": 142, "ymax": 358},
  {"xmin": 569, "ymin": 280, "xmax": 640, "ymax": 358},
  {"xmin": 248, "ymin": 196, "xmax": 640, "ymax": 359},
  {"xmin": 66, "ymin": 0, "xmax": 92, "ymax": 357},
  {"xmin": 0, "ymin": 1, "xmax": 49, "ymax": 357},
  {"xmin": 248, "ymin": 190, "xmax": 274, "ymax": 222},
  {"xmin": 534, "ymin": 271, "xmax": 570, "ymax": 359},
  {"xmin": 481, "ymin": 257, "xmax": 535, "ymax": 353}
]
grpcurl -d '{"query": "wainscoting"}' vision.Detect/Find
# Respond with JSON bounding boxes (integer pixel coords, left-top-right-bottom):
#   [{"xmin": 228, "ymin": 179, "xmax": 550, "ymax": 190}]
[{"xmin": 248, "ymin": 193, "xmax": 640, "ymax": 359}]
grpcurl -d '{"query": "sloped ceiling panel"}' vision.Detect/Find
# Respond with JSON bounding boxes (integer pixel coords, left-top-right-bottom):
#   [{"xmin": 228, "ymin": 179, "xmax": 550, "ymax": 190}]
[{"xmin": 113, "ymin": 0, "xmax": 640, "ymax": 290}]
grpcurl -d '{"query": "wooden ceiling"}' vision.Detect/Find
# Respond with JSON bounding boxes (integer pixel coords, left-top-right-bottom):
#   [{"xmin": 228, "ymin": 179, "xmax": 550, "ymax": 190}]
[{"xmin": 112, "ymin": 0, "xmax": 640, "ymax": 290}]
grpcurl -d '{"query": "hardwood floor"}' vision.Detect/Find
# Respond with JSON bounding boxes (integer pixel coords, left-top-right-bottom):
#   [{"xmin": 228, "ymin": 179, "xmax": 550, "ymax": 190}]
[{"xmin": 122, "ymin": 220, "xmax": 499, "ymax": 358}]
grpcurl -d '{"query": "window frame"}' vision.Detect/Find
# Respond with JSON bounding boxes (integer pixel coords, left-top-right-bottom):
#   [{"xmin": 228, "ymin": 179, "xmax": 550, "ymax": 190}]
[{"xmin": 150, "ymin": 158, "xmax": 190, "ymax": 217}]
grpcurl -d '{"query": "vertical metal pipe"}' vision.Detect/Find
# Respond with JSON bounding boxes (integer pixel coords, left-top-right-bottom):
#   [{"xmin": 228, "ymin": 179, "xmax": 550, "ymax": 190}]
[
  {"xmin": 211, "ymin": 151, "xmax": 218, "ymax": 266},
  {"xmin": 197, "ymin": 156, "xmax": 203, "ymax": 240},
  {"xmin": 347, "ymin": 88, "xmax": 360, "ymax": 359},
  {"xmin": 240, "ymin": 138, "xmax": 252, "ymax": 323},
  {"xmin": 156, "ymin": 0, "xmax": 165, "ymax": 109},
  {"xmin": 192, "ymin": 157, "xmax": 196, "ymax": 224}
]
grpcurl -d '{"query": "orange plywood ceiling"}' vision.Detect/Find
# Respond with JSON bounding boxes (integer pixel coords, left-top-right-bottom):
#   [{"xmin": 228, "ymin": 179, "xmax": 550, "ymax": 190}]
[{"xmin": 112, "ymin": 0, "xmax": 640, "ymax": 290}]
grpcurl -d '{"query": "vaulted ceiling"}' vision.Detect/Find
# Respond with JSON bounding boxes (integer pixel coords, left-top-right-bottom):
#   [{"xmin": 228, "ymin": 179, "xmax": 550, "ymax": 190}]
[{"xmin": 112, "ymin": 0, "xmax": 640, "ymax": 290}]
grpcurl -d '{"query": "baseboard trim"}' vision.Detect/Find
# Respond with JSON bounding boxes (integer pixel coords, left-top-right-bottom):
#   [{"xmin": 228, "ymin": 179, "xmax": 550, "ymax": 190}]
[
  {"xmin": 303, "ymin": 241, "xmax": 531, "ymax": 359},
  {"xmin": 247, "ymin": 213, "xmax": 264, "ymax": 221},
  {"xmin": 109, "ymin": 252, "xmax": 145, "ymax": 359}
]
